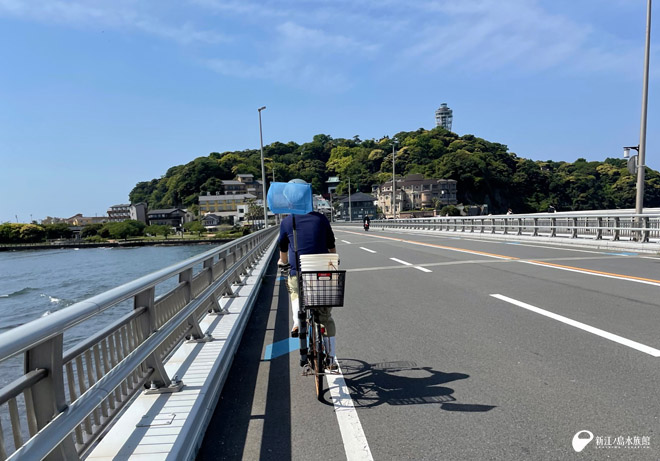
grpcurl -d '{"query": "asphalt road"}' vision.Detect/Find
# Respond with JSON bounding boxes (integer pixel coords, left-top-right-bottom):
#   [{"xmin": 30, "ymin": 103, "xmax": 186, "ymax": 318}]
[{"xmin": 197, "ymin": 225, "xmax": 660, "ymax": 460}]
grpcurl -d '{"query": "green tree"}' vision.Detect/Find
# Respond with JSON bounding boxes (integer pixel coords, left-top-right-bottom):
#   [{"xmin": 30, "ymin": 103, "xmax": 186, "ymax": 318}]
[
  {"xmin": 184, "ymin": 221, "xmax": 206, "ymax": 236},
  {"xmin": 19, "ymin": 224, "xmax": 46, "ymax": 243},
  {"xmin": 43, "ymin": 223, "xmax": 73, "ymax": 240}
]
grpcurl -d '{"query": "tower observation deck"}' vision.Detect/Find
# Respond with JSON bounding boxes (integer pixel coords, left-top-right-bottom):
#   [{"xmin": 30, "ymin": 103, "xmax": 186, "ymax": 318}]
[{"xmin": 435, "ymin": 103, "xmax": 453, "ymax": 131}]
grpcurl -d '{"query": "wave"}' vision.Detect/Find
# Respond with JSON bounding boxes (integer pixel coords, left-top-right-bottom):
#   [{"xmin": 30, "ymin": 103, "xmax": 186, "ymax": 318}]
[
  {"xmin": 39, "ymin": 294, "xmax": 75, "ymax": 307},
  {"xmin": 0, "ymin": 287, "xmax": 36, "ymax": 298}
]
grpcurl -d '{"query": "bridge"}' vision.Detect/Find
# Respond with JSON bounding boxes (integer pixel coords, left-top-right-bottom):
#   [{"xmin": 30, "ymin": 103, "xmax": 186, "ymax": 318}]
[{"xmin": 0, "ymin": 212, "xmax": 659, "ymax": 460}]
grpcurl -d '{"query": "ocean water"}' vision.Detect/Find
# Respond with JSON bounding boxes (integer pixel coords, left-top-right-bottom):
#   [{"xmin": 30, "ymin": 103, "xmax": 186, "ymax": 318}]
[{"xmin": 0, "ymin": 244, "xmax": 217, "ymax": 387}]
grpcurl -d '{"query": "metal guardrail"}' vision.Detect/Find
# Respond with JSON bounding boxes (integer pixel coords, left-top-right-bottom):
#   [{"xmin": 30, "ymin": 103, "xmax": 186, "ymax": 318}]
[
  {"xmin": 0, "ymin": 227, "xmax": 277, "ymax": 460},
  {"xmin": 375, "ymin": 213, "xmax": 660, "ymax": 244}
]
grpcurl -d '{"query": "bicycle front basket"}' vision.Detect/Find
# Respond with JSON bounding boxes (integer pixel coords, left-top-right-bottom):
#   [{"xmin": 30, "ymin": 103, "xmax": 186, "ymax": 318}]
[{"xmin": 300, "ymin": 270, "xmax": 346, "ymax": 308}]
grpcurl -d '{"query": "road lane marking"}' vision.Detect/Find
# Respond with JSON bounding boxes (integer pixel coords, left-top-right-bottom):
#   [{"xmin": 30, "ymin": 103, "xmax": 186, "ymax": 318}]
[
  {"xmin": 415, "ymin": 266, "xmax": 432, "ymax": 273},
  {"xmin": 491, "ymin": 294, "xmax": 660, "ymax": 357},
  {"xmin": 326, "ymin": 365, "xmax": 374, "ymax": 461},
  {"xmin": 337, "ymin": 230, "xmax": 518, "ymax": 260},
  {"xmin": 341, "ymin": 240, "xmax": 352, "ymax": 244},
  {"xmin": 523, "ymin": 260, "xmax": 660, "ymax": 287},
  {"xmin": 390, "ymin": 257, "xmax": 412, "ymax": 266},
  {"xmin": 263, "ymin": 338, "xmax": 298, "ymax": 360},
  {"xmin": 360, "ymin": 247, "xmax": 376, "ymax": 253}
]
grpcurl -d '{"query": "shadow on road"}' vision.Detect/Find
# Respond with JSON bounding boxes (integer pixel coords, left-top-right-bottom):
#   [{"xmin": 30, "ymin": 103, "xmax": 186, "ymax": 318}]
[
  {"xmin": 337, "ymin": 358, "xmax": 495, "ymax": 412},
  {"xmin": 197, "ymin": 257, "xmax": 292, "ymax": 460}
]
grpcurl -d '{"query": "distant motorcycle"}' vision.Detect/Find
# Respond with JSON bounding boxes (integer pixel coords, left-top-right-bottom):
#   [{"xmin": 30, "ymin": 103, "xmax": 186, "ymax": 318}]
[{"xmin": 363, "ymin": 221, "xmax": 370, "ymax": 231}]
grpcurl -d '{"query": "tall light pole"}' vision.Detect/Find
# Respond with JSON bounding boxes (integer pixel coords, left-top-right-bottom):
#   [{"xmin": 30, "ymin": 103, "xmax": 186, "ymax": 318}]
[
  {"xmin": 258, "ymin": 106, "xmax": 268, "ymax": 229},
  {"xmin": 392, "ymin": 139, "xmax": 398, "ymax": 219},
  {"xmin": 636, "ymin": 0, "xmax": 652, "ymax": 218},
  {"xmin": 348, "ymin": 177, "xmax": 352, "ymax": 222}
]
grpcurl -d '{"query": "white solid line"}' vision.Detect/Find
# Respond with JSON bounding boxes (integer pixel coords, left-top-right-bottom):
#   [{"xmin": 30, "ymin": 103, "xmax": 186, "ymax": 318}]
[
  {"xmin": 390, "ymin": 257, "xmax": 412, "ymax": 266},
  {"xmin": 490, "ymin": 294, "xmax": 660, "ymax": 357},
  {"xmin": 341, "ymin": 240, "xmax": 352, "ymax": 244},
  {"xmin": 521, "ymin": 261, "xmax": 660, "ymax": 287},
  {"xmin": 415, "ymin": 266, "xmax": 432, "ymax": 273},
  {"xmin": 359, "ymin": 247, "xmax": 376, "ymax": 253},
  {"xmin": 326, "ymin": 366, "xmax": 374, "ymax": 461}
]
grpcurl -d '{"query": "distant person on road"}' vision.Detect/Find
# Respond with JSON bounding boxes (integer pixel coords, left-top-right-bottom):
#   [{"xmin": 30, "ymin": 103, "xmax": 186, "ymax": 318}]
[
  {"xmin": 506, "ymin": 208, "xmax": 513, "ymax": 215},
  {"xmin": 363, "ymin": 214, "xmax": 370, "ymax": 230},
  {"xmin": 547, "ymin": 205, "xmax": 556, "ymax": 213},
  {"xmin": 277, "ymin": 179, "xmax": 339, "ymax": 370}
]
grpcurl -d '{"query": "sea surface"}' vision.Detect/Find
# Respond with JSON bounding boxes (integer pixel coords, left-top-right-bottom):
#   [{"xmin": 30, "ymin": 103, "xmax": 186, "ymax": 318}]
[{"xmin": 0, "ymin": 244, "xmax": 217, "ymax": 388}]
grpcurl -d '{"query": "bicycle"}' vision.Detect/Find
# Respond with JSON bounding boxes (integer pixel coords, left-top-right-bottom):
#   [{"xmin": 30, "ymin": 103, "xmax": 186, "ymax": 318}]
[{"xmin": 288, "ymin": 267, "xmax": 346, "ymax": 401}]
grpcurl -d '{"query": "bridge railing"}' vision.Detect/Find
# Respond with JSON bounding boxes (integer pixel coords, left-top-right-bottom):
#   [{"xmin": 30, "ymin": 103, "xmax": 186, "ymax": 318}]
[
  {"xmin": 375, "ymin": 213, "xmax": 660, "ymax": 243},
  {"xmin": 0, "ymin": 227, "xmax": 277, "ymax": 460}
]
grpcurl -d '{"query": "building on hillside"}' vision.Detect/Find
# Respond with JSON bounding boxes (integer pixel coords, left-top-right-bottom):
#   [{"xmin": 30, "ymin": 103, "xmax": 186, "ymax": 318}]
[
  {"xmin": 107, "ymin": 203, "xmax": 148, "ymax": 223},
  {"xmin": 338, "ymin": 192, "xmax": 377, "ymax": 221},
  {"xmin": 375, "ymin": 174, "xmax": 457, "ymax": 218},
  {"xmin": 220, "ymin": 174, "xmax": 264, "ymax": 199},
  {"xmin": 202, "ymin": 213, "xmax": 222, "ymax": 228},
  {"xmin": 199, "ymin": 193, "xmax": 257, "ymax": 214},
  {"xmin": 65, "ymin": 214, "xmax": 108, "ymax": 226},
  {"xmin": 147, "ymin": 208, "xmax": 191, "ymax": 228},
  {"xmin": 435, "ymin": 103, "xmax": 453, "ymax": 131},
  {"xmin": 313, "ymin": 195, "xmax": 332, "ymax": 220},
  {"xmin": 107, "ymin": 204, "xmax": 130, "ymax": 222}
]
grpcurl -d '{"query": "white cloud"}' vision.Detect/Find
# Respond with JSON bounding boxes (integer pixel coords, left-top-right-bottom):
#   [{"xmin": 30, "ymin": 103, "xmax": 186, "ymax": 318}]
[{"xmin": 0, "ymin": 0, "xmax": 228, "ymax": 45}]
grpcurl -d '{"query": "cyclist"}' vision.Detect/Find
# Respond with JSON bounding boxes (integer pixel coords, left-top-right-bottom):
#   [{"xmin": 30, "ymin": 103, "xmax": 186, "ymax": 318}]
[{"xmin": 278, "ymin": 179, "xmax": 339, "ymax": 370}]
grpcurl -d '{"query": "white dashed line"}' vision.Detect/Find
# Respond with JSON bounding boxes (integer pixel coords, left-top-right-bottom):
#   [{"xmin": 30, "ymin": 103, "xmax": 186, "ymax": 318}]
[
  {"xmin": 341, "ymin": 240, "xmax": 351, "ymax": 244},
  {"xmin": 491, "ymin": 294, "xmax": 660, "ymax": 357},
  {"xmin": 390, "ymin": 258, "xmax": 412, "ymax": 266},
  {"xmin": 360, "ymin": 247, "xmax": 376, "ymax": 253},
  {"xmin": 415, "ymin": 266, "xmax": 432, "ymax": 273}
]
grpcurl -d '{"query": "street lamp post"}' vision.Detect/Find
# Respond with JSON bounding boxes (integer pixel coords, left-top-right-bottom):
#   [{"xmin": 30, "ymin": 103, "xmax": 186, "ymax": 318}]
[
  {"xmin": 635, "ymin": 0, "xmax": 652, "ymax": 218},
  {"xmin": 258, "ymin": 106, "xmax": 268, "ymax": 229},
  {"xmin": 392, "ymin": 139, "xmax": 397, "ymax": 219},
  {"xmin": 348, "ymin": 177, "xmax": 352, "ymax": 222}
]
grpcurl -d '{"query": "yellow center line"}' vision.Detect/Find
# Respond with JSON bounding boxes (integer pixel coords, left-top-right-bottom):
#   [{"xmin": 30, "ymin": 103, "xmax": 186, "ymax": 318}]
[
  {"xmin": 337, "ymin": 229, "xmax": 659, "ymax": 284},
  {"xmin": 525, "ymin": 260, "xmax": 660, "ymax": 284}
]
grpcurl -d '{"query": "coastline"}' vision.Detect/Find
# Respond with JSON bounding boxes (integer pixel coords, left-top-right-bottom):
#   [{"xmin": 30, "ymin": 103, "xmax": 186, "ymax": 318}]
[{"xmin": 0, "ymin": 238, "xmax": 232, "ymax": 252}]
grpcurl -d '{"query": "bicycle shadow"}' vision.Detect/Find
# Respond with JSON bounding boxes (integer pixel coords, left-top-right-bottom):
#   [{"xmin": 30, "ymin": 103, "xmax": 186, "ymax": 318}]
[{"xmin": 333, "ymin": 359, "xmax": 495, "ymax": 412}]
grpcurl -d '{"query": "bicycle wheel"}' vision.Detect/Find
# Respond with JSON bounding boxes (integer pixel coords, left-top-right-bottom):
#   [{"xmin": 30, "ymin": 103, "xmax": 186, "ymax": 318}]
[{"xmin": 311, "ymin": 313, "xmax": 324, "ymax": 401}]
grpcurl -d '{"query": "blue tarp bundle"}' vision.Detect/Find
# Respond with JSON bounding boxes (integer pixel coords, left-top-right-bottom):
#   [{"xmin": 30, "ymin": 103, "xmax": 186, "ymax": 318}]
[{"xmin": 267, "ymin": 182, "xmax": 313, "ymax": 215}]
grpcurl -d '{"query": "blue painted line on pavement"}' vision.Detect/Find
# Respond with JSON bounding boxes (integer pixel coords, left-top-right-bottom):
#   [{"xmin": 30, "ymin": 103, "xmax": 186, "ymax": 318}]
[
  {"xmin": 264, "ymin": 337, "xmax": 299, "ymax": 361},
  {"xmin": 605, "ymin": 252, "xmax": 638, "ymax": 256}
]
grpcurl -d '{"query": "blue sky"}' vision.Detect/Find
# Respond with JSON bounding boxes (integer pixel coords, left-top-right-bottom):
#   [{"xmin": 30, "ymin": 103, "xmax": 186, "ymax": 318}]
[{"xmin": 1, "ymin": 0, "xmax": 659, "ymax": 222}]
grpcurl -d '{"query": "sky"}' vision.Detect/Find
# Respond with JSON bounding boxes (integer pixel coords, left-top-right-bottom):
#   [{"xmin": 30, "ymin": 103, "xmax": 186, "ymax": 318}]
[{"xmin": 1, "ymin": 0, "xmax": 659, "ymax": 223}]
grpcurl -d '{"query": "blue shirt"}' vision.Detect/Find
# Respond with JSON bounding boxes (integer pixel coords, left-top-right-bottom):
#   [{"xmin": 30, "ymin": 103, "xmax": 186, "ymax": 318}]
[{"xmin": 279, "ymin": 212, "xmax": 335, "ymax": 275}]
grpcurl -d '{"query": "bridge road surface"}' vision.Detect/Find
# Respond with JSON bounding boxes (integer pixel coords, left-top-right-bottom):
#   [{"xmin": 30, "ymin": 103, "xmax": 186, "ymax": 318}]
[{"xmin": 197, "ymin": 226, "xmax": 660, "ymax": 460}]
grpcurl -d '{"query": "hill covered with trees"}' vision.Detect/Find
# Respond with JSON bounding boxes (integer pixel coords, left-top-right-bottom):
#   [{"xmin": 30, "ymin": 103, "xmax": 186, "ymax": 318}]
[{"xmin": 129, "ymin": 127, "xmax": 660, "ymax": 215}]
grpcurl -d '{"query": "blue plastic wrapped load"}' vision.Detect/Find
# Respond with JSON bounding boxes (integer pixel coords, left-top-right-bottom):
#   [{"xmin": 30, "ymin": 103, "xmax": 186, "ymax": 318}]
[{"xmin": 267, "ymin": 182, "xmax": 313, "ymax": 215}]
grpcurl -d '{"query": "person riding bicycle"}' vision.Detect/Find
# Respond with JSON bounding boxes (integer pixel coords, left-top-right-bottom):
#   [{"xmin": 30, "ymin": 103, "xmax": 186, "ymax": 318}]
[
  {"xmin": 278, "ymin": 179, "xmax": 339, "ymax": 370},
  {"xmin": 363, "ymin": 214, "xmax": 370, "ymax": 230}
]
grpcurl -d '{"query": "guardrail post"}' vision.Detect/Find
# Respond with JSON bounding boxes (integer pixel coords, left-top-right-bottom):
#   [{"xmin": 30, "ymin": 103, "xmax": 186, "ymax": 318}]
[
  {"xmin": 613, "ymin": 217, "xmax": 620, "ymax": 240},
  {"xmin": 24, "ymin": 334, "xmax": 79, "ymax": 460},
  {"xmin": 179, "ymin": 268, "xmax": 210, "ymax": 343},
  {"xmin": 596, "ymin": 217, "xmax": 603, "ymax": 240},
  {"xmin": 503, "ymin": 218, "xmax": 508, "ymax": 235},
  {"xmin": 550, "ymin": 217, "xmax": 557, "ymax": 237},
  {"xmin": 517, "ymin": 218, "xmax": 522, "ymax": 236},
  {"xmin": 642, "ymin": 216, "xmax": 650, "ymax": 242},
  {"xmin": 135, "ymin": 288, "xmax": 183, "ymax": 394},
  {"xmin": 571, "ymin": 217, "xmax": 578, "ymax": 238},
  {"xmin": 533, "ymin": 218, "xmax": 538, "ymax": 236}
]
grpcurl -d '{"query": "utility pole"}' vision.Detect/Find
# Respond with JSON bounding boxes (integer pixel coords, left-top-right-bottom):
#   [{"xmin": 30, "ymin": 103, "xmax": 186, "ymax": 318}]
[{"xmin": 636, "ymin": 0, "xmax": 652, "ymax": 221}]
